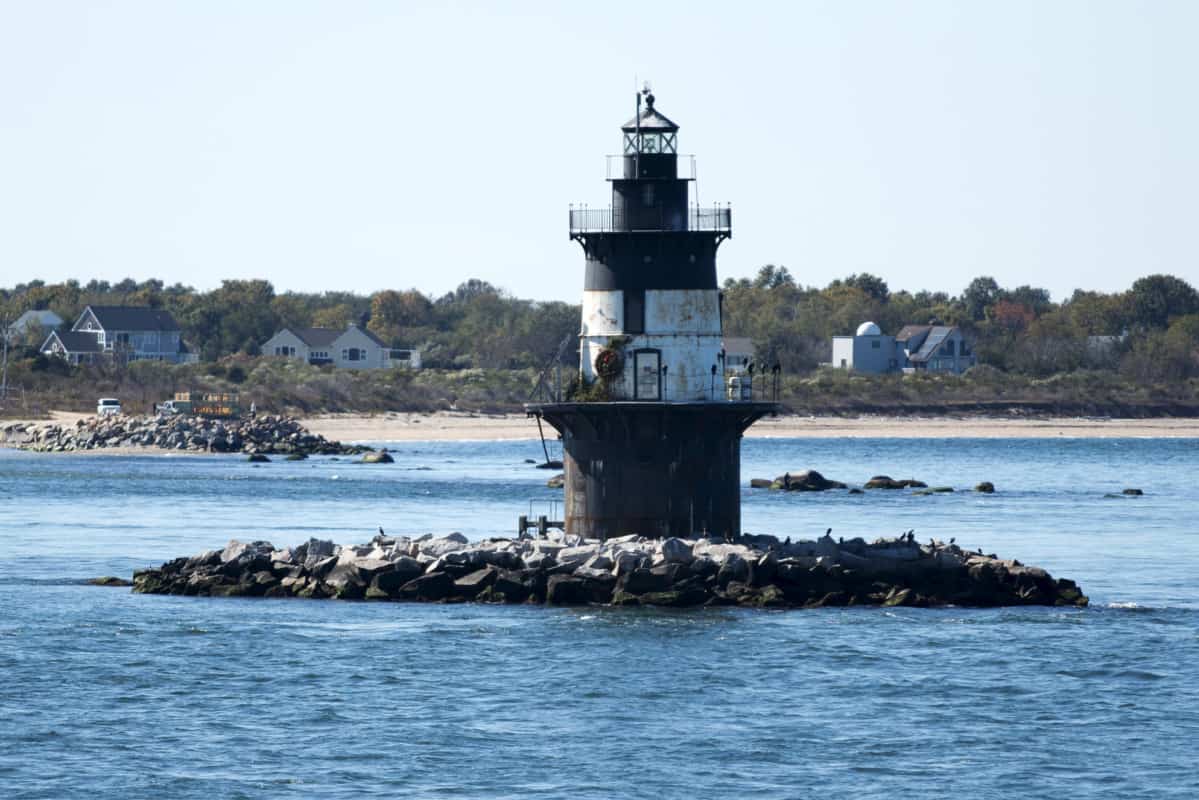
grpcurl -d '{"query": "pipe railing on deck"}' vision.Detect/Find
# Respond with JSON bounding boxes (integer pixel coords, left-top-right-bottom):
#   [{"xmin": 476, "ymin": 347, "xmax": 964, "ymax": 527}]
[{"xmin": 568, "ymin": 205, "xmax": 731, "ymax": 235}]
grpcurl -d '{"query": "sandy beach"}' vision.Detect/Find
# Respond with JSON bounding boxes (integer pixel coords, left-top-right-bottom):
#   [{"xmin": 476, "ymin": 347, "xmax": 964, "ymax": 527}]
[
  {"xmin": 299, "ymin": 411, "xmax": 1199, "ymax": 442},
  {"xmin": 7, "ymin": 410, "xmax": 1199, "ymax": 452}
]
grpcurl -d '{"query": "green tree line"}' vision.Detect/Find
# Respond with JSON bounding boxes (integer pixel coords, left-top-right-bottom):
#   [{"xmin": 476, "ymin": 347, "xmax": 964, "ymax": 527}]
[
  {"xmin": 722, "ymin": 268, "xmax": 1199, "ymax": 383},
  {"xmin": 1, "ymin": 278, "xmax": 579, "ymax": 370},
  {"xmin": 4, "ymin": 270, "xmax": 1199, "ymax": 384}
]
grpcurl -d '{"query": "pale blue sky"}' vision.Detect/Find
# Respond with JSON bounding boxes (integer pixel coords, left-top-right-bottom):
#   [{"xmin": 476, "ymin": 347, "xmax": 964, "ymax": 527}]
[{"xmin": 1, "ymin": 1, "xmax": 1195, "ymax": 302}]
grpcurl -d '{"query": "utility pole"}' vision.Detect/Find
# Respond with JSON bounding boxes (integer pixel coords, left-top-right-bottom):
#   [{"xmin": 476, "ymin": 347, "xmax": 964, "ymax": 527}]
[
  {"xmin": 0, "ymin": 306, "xmax": 11, "ymax": 405},
  {"xmin": 1, "ymin": 327, "xmax": 8, "ymax": 404}
]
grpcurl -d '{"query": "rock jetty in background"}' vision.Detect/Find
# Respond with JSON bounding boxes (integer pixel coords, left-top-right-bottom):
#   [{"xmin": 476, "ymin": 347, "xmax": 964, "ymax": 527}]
[
  {"xmin": 765, "ymin": 470, "xmax": 847, "ymax": 492},
  {"xmin": 132, "ymin": 531, "xmax": 1088, "ymax": 609},
  {"xmin": 749, "ymin": 470, "xmax": 1008, "ymax": 495},
  {"xmin": 13, "ymin": 414, "xmax": 367, "ymax": 456}
]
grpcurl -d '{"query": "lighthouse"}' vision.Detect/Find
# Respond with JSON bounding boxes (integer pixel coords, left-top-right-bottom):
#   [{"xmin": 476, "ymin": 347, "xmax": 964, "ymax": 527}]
[{"xmin": 528, "ymin": 88, "xmax": 778, "ymax": 541}]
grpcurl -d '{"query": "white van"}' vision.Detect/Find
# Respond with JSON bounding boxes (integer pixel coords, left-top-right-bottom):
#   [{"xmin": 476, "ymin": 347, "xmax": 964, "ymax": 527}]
[{"xmin": 97, "ymin": 398, "xmax": 122, "ymax": 417}]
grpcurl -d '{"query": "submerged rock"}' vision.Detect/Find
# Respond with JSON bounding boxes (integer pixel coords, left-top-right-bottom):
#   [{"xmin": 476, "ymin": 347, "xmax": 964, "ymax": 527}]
[
  {"xmin": 864, "ymin": 476, "xmax": 927, "ymax": 490},
  {"xmin": 767, "ymin": 470, "xmax": 847, "ymax": 492},
  {"xmin": 975, "ymin": 481, "xmax": 995, "ymax": 493},
  {"xmin": 88, "ymin": 576, "xmax": 133, "ymax": 587}
]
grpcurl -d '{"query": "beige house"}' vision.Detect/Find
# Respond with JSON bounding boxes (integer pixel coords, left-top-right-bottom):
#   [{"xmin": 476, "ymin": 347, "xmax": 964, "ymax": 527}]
[{"xmin": 262, "ymin": 323, "xmax": 421, "ymax": 370}]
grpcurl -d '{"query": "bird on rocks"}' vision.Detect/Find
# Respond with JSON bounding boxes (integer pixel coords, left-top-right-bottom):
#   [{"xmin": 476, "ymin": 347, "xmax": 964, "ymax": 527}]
[
  {"xmin": 826, "ymin": 527, "xmax": 833, "ymax": 537},
  {"xmin": 378, "ymin": 526, "xmax": 385, "ymax": 536},
  {"xmin": 949, "ymin": 537, "xmax": 955, "ymax": 545}
]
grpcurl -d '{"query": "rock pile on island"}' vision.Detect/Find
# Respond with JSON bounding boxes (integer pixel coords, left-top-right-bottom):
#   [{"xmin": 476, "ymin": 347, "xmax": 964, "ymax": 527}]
[
  {"xmin": 132, "ymin": 531, "xmax": 1088, "ymax": 609},
  {"xmin": 15, "ymin": 414, "xmax": 367, "ymax": 456}
]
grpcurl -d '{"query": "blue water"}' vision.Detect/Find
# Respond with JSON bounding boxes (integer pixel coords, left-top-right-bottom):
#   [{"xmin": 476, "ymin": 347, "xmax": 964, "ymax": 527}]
[{"xmin": 2, "ymin": 438, "xmax": 1198, "ymax": 798}]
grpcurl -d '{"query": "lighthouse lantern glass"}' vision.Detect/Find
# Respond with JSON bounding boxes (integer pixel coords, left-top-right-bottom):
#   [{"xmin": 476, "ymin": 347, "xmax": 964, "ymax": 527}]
[{"xmin": 623, "ymin": 132, "xmax": 677, "ymax": 155}]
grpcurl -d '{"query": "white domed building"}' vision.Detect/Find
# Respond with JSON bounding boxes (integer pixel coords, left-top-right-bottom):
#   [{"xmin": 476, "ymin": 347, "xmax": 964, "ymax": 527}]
[
  {"xmin": 832, "ymin": 321, "xmax": 895, "ymax": 373},
  {"xmin": 855, "ymin": 321, "xmax": 882, "ymax": 337},
  {"xmin": 831, "ymin": 321, "xmax": 976, "ymax": 374}
]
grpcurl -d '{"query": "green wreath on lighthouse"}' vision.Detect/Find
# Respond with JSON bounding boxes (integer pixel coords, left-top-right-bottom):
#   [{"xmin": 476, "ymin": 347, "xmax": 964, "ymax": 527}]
[{"xmin": 594, "ymin": 347, "xmax": 623, "ymax": 380}]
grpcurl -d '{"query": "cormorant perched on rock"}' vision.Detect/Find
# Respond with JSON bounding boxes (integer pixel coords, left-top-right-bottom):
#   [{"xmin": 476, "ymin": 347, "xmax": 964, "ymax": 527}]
[
  {"xmin": 949, "ymin": 537, "xmax": 955, "ymax": 545},
  {"xmin": 378, "ymin": 526, "xmax": 385, "ymax": 536},
  {"xmin": 826, "ymin": 527, "xmax": 832, "ymax": 537},
  {"xmin": 839, "ymin": 536, "xmax": 844, "ymax": 544}
]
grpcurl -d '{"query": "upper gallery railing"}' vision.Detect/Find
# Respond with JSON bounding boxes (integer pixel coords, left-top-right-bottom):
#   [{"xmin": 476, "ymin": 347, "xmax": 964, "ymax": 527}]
[{"xmin": 568, "ymin": 205, "xmax": 731, "ymax": 235}]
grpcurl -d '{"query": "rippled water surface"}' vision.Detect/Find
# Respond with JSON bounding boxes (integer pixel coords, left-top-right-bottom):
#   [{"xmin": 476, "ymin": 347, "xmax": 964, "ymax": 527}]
[{"xmin": 2, "ymin": 437, "xmax": 1198, "ymax": 798}]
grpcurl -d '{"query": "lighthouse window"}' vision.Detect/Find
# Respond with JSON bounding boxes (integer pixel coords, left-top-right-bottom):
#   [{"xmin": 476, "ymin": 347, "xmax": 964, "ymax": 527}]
[
  {"xmin": 622, "ymin": 132, "xmax": 678, "ymax": 155},
  {"xmin": 624, "ymin": 290, "xmax": 645, "ymax": 335}
]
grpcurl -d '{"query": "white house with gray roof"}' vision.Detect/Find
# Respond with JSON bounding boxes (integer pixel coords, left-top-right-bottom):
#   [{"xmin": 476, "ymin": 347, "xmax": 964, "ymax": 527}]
[
  {"xmin": 262, "ymin": 324, "xmax": 421, "ymax": 370},
  {"xmin": 831, "ymin": 322, "xmax": 975, "ymax": 375},
  {"xmin": 41, "ymin": 305, "xmax": 187, "ymax": 364}
]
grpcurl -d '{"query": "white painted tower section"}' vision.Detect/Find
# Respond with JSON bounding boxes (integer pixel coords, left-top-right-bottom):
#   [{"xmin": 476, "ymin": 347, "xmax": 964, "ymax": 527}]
[{"xmin": 580, "ymin": 288, "xmax": 724, "ymax": 401}]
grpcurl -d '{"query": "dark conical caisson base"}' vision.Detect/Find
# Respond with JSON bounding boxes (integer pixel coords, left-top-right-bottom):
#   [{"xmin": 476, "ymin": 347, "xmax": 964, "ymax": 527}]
[{"xmin": 529, "ymin": 402, "xmax": 777, "ymax": 541}]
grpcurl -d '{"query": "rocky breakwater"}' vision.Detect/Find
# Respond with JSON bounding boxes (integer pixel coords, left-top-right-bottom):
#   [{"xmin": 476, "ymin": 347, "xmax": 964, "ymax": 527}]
[
  {"xmin": 132, "ymin": 531, "xmax": 1088, "ymax": 609},
  {"xmin": 16, "ymin": 414, "xmax": 367, "ymax": 456}
]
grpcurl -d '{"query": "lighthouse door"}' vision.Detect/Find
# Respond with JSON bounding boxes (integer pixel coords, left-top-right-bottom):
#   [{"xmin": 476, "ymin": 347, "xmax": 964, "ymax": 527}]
[{"xmin": 634, "ymin": 349, "xmax": 661, "ymax": 400}]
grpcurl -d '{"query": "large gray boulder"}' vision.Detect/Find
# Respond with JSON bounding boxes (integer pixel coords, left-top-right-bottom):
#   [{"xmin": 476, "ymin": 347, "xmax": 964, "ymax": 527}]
[
  {"xmin": 421, "ymin": 533, "xmax": 470, "ymax": 558},
  {"xmin": 324, "ymin": 557, "xmax": 393, "ymax": 590},
  {"xmin": 717, "ymin": 553, "xmax": 749, "ymax": 587},
  {"xmin": 220, "ymin": 540, "xmax": 273, "ymax": 564},
  {"xmin": 659, "ymin": 537, "xmax": 694, "ymax": 565},
  {"xmin": 454, "ymin": 567, "xmax": 499, "ymax": 598},
  {"xmin": 617, "ymin": 567, "xmax": 673, "ymax": 595},
  {"xmin": 369, "ymin": 560, "xmax": 425, "ymax": 595},
  {"xmin": 556, "ymin": 545, "xmax": 598, "ymax": 568},
  {"xmin": 546, "ymin": 573, "xmax": 612, "ymax": 605},
  {"xmin": 583, "ymin": 553, "xmax": 614, "ymax": 572},
  {"xmin": 397, "ymin": 572, "xmax": 454, "ymax": 601}
]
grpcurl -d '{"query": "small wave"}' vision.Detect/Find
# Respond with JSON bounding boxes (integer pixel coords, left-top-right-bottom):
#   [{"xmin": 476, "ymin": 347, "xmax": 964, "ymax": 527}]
[
  {"xmin": 1106, "ymin": 601, "xmax": 1158, "ymax": 612},
  {"xmin": 1056, "ymin": 668, "xmax": 1112, "ymax": 679}
]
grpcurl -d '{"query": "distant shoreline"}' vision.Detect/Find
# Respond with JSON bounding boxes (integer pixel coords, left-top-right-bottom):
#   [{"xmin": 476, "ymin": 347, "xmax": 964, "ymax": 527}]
[
  {"xmin": 298, "ymin": 411, "xmax": 1199, "ymax": 442},
  {"xmin": 5, "ymin": 410, "xmax": 1199, "ymax": 452}
]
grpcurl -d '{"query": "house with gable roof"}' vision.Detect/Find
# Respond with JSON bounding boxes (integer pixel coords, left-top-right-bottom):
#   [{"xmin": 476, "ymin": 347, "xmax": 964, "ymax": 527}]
[
  {"xmin": 262, "ymin": 323, "xmax": 421, "ymax": 370},
  {"xmin": 8, "ymin": 309, "xmax": 64, "ymax": 339},
  {"xmin": 41, "ymin": 305, "xmax": 188, "ymax": 364},
  {"xmin": 830, "ymin": 322, "xmax": 975, "ymax": 375}
]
